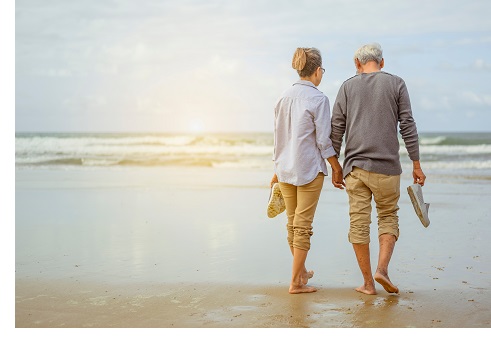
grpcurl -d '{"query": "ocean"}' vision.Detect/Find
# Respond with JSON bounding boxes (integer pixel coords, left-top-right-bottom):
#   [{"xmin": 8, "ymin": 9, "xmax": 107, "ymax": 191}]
[
  {"xmin": 15, "ymin": 132, "xmax": 491, "ymax": 179},
  {"xmin": 14, "ymin": 132, "xmax": 491, "ymax": 326}
]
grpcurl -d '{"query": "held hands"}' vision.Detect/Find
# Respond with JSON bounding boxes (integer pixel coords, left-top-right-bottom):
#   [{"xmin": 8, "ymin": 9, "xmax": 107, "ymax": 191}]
[
  {"xmin": 331, "ymin": 169, "xmax": 345, "ymax": 189},
  {"xmin": 327, "ymin": 155, "xmax": 345, "ymax": 190}
]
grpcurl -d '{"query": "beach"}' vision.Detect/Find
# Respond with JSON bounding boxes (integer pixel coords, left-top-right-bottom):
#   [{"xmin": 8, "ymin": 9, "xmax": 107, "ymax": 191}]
[{"xmin": 14, "ymin": 165, "xmax": 491, "ymax": 329}]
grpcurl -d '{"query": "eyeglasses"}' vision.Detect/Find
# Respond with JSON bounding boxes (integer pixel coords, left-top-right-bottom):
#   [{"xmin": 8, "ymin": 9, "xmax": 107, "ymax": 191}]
[{"xmin": 320, "ymin": 67, "xmax": 326, "ymax": 74}]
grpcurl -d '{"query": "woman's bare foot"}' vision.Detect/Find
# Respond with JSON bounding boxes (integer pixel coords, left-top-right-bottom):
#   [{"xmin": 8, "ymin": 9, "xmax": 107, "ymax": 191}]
[
  {"xmin": 374, "ymin": 272, "xmax": 399, "ymax": 294},
  {"xmin": 301, "ymin": 270, "xmax": 314, "ymax": 285},
  {"xmin": 289, "ymin": 284, "xmax": 317, "ymax": 294},
  {"xmin": 355, "ymin": 281, "xmax": 377, "ymax": 295}
]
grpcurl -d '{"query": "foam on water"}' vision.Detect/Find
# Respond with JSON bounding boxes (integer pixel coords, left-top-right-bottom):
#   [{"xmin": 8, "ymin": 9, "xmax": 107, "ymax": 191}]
[{"xmin": 15, "ymin": 132, "xmax": 491, "ymax": 176}]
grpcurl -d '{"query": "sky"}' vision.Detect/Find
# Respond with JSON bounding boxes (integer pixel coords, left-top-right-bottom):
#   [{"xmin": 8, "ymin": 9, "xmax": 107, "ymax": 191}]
[{"xmin": 13, "ymin": 0, "xmax": 491, "ymax": 133}]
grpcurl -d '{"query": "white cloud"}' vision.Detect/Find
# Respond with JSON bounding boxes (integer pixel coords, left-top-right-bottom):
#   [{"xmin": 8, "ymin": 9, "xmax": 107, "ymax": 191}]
[
  {"xmin": 472, "ymin": 59, "xmax": 491, "ymax": 71},
  {"xmin": 32, "ymin": 68, "xmax": 73, "ymax": 77},
  {"xmin": 461, "ymin": 92, "xmax": 491, "ymax": 106},
  {"xmin": 419, "ymin": 96, "xmax": 452, "ymax": 111},
  {"xmin": 15, "ymin": 0, "xmax": 491, "ymax": 132},
  {"xmin": 63, "ymin": 95, "xmax": 107, "ymax": 108}
]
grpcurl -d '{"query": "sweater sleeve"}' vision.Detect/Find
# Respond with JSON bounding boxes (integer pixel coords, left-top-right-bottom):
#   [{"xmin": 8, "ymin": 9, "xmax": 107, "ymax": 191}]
[
  {"xmin": 331, "ymin": 84, "xmax": 347, "ymax": 156},
  {"xmin": 397, "ymin": 80, "xmax": 420, "ymax": 161}
]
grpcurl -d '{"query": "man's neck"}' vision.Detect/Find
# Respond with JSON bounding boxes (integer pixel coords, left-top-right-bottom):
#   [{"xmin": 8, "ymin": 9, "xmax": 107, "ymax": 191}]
[{"xmin": 359, "ymin": 61, "xmax": 382, "ymax": 73}]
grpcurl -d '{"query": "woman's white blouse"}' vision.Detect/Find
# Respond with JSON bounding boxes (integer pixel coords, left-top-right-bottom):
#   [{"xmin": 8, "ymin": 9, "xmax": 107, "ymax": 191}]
[{"xmin": 273, "ymin": 80, "xmax": 337, "ymax": 186}]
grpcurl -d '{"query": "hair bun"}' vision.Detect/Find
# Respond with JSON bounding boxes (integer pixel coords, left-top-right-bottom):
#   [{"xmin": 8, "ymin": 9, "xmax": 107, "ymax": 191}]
[{"xmin": 292, "ymin": 48, "xmax": 307, "ymax": 71}]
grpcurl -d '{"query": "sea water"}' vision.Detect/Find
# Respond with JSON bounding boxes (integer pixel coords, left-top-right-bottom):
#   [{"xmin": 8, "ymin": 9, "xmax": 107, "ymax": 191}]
[
  {"xmin": 14, "ymin": 132, "xmax": 491, "ymax": 285},
  {"xmin": 15, "ymin": 132, "xmax": 491, "ymax": 178}
]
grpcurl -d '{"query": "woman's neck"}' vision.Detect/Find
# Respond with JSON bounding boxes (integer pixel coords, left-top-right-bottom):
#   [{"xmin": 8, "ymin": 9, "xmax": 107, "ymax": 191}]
[{"xmin": 300, "ymin": 76, "xmax": 319, "ymax": 86}]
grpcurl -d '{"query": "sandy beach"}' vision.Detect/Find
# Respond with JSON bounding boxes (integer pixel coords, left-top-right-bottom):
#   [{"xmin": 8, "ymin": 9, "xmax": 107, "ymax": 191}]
[{"xmin": 14, "ymin": 166, "xmax": 491, "ymax": 329}]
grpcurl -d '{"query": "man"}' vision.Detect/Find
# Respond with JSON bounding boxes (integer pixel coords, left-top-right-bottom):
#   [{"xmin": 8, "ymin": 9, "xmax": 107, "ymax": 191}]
[{"xmin": 330, "ymin": 43, "xmax": 426, "ymax": 295}]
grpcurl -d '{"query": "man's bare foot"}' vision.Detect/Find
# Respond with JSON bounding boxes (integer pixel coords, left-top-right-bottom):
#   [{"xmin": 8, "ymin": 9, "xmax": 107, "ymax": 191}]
[
  {"xmin": 301, "ymin": 270, "xmax": 314, "ymax": 285},
  {"xmin": 355, "ymin": 283, "xmax": 377, "ymax": 295},
  {"xmin": 374, "ymin": 272, "xmax": 399, "ymax": 294},
  {"xmin": 289, "ymin": 284, "xmax": 317, "ymax": 294}
]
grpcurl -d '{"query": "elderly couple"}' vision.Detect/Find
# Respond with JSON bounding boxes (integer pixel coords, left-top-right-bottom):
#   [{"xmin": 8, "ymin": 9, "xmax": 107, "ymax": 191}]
[{"xmin": 270, "ymin": 43, "xmax": 426, "ymax": 295}]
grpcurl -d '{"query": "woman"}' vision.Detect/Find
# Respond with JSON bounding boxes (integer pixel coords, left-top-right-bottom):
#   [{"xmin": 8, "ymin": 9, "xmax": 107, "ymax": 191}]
[{"xmin": 271, "ymin": 47, "xmax": 345, "ymax": 294}]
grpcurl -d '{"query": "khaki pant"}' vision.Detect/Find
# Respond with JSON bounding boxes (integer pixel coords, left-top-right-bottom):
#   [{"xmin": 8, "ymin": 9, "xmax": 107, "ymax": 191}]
[
  {"xmin": 279, "ymin": 173, "xmax": 324, "ymax": 251},
  {"xmin": 345, "ymin": 167, "xmax": 400, "ymax": 244}
]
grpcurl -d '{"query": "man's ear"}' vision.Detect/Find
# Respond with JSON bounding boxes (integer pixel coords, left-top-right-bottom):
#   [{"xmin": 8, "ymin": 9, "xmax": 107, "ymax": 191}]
[
  {"xmin": 380, "ymin": 58, "xmax": 385, "ymax": 69},
  {"xmin": 355, "ymin": 58, "xmax": 362, "ymax": 72}
]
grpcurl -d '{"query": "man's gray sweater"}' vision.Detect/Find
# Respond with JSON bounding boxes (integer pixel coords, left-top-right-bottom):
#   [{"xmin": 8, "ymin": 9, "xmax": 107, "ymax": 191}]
[{"xmin": 331, "ymin": 71, "xmax": 420, "ymax": 178}]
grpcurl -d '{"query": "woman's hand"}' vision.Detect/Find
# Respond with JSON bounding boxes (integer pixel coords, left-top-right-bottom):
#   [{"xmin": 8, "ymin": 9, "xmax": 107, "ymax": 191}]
[
  {"xmin": 270, "ymin": 174, "xmax": 278, "ymax": 188},
  {"xmin": 326, "ymin": 155, "xmax": 345, "ymax": 189},
  {"xmin": 331, "ymin": 169, "xmax": 345, "ymax": 190}
]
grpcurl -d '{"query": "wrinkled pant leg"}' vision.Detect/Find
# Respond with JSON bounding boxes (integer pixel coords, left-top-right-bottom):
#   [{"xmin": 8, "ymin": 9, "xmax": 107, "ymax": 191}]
[
  {"xmin": 292, "ymin": 173, "xmax": 324, "ymax": 251},
  {"xmin": 371, "ymin": 173, "xmax": 400, "ymax": 240},
  {"xmin": 278, "ymin": 182, "xmax": 297, "ymax": 248},
  {"xmin": 279, "ymin": 173, "xmax": 324, "ymax": 251},
  {"xmin": 346, "ymin": 168, "xmax": 373, "ymax": 244}
]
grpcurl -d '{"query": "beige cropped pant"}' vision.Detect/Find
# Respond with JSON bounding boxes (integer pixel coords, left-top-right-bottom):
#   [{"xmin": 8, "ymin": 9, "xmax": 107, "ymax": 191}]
[
  {"xmin": 279, "ymin": 173, "xmax": 324, "ymax": 251},
  {"xmin": 345, "ymin": 167, "xmax": 400, "ymax": 244}
]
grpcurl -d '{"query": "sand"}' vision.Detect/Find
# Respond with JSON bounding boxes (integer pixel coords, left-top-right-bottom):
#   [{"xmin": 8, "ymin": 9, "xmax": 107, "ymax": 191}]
[
  {"xmin": 14, "ymin": 278, "xmax": 491, "ymax": 328},
  {"xmin": 12, "ymin": 166, "xmax": 491, "ymax": 330}
]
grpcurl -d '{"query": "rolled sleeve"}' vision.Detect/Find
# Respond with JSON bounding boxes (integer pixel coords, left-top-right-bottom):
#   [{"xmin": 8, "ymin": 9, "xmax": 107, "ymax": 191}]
[{"xmin": 314, "ymin": 96, "xmax": 337, "ymax": 159}]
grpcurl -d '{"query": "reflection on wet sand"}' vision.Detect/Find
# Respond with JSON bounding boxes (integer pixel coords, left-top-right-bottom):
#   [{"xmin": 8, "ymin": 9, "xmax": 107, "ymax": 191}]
[{"xmin": 15, "ymin": 167, "xmax": 491, "ymax": 327}]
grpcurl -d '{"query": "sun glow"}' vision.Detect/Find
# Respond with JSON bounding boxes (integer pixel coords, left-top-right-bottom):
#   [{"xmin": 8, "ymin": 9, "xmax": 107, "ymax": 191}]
[{"xmin": 189, "ymin": 118, "xmax": 205, "ymax": 133}]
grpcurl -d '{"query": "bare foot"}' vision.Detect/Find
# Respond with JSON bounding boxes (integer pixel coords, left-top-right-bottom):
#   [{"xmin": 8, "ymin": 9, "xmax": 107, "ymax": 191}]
[
  {"xmin": 374, "ymin": 272, "xmax": 399, "ymax": 294},
  {"xmin": 301, "ymin": 270, "xmax": 314, "ymax": 285},
  {"xmin": 289, "ymin": 284, "xmax": 317, "ymax": 294},
  {"xmin": 355, "ymin": 283, "xmax": 377, "ymax": 295}
]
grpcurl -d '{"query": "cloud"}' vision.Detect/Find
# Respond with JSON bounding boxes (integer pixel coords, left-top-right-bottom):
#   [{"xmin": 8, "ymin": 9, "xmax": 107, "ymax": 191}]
[
  {"xmin": 32, "ymin": 68, "xmax": 73, "ymax": 77},
  {"xmin": 471, "ymin": 59, "xmax": 491, "ymax": 71},
  {"xmin": 437, "ymin": 58, "xmax": 491, "ymax": 72},
  {"xmin": 15, "ymin": 0, "xmax": 491, "ymax": 132},
  {"xmin": 461, "ymin": 91, "xmax": 491, "ymax": 107},
  {"xmin": 419, "ymin": 96, "xmax": 452, "ymax": 111}
]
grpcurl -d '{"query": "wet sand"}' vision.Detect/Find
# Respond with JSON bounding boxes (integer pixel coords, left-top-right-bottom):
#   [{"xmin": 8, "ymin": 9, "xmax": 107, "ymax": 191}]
[
  {"xmin": 15, "ymin": 278, "xmax": 491, "ymax": 328},
  {"xmin": 13, "ymin": 167, "xmax": 491, "ymax": 329}
]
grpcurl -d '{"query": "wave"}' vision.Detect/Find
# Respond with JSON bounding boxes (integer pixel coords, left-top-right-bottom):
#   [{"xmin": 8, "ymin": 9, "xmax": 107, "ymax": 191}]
[
  {"xmin": 409, "ymin": 144, "xmax": 491, "ymax": 155},
  {"xmin": 417, "ymin": 132, "xmax": 491, "ymax": 146},
  {"xmin": 15, "ymin": 132, "xmax": 491, "ymax": 172},
  {"xmin": 15, "ymin": 155, "xmax": 272, "ymax": 169},
  {"xmin": 419, "ymin": 136, "xmax": 447, "ymax": 145}
]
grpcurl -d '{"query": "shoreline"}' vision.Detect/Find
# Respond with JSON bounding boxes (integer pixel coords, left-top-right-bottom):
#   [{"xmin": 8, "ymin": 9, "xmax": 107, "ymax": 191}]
[
  {"xmin": 15, "ymin": 277, "xmax": 490, "ymax": 328},
  {"xmin": 13, "ymin": 167, "xmax": 491, "ymax": 329}
]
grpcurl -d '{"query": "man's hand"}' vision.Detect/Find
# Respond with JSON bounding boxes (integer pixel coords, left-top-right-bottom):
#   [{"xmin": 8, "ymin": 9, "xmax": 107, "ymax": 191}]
[
  {"xmin": 413, "ymin": 168, "xmax": 426, "ymax": 186},
  {"xmin": 412, "ymin": 160, "xmax": 426, "ymax": 186}
]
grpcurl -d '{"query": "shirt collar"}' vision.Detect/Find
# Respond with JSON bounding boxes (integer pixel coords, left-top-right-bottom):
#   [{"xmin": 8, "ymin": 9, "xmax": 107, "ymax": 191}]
[{"xmin": 293, "ymin": 79, "xmax": 317, "ymax": 89}]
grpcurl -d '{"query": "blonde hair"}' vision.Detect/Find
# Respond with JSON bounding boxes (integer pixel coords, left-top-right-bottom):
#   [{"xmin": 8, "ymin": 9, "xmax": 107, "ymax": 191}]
[{"xmin": 292, "ymin": 47, "xmax": 322, "ymax": 77}]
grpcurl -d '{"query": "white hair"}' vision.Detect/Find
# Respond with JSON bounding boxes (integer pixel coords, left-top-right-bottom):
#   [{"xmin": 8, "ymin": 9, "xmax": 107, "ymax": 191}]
[{"xmin": 354, "ymin": 43, "xmax": 383, "ymax": 64}]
